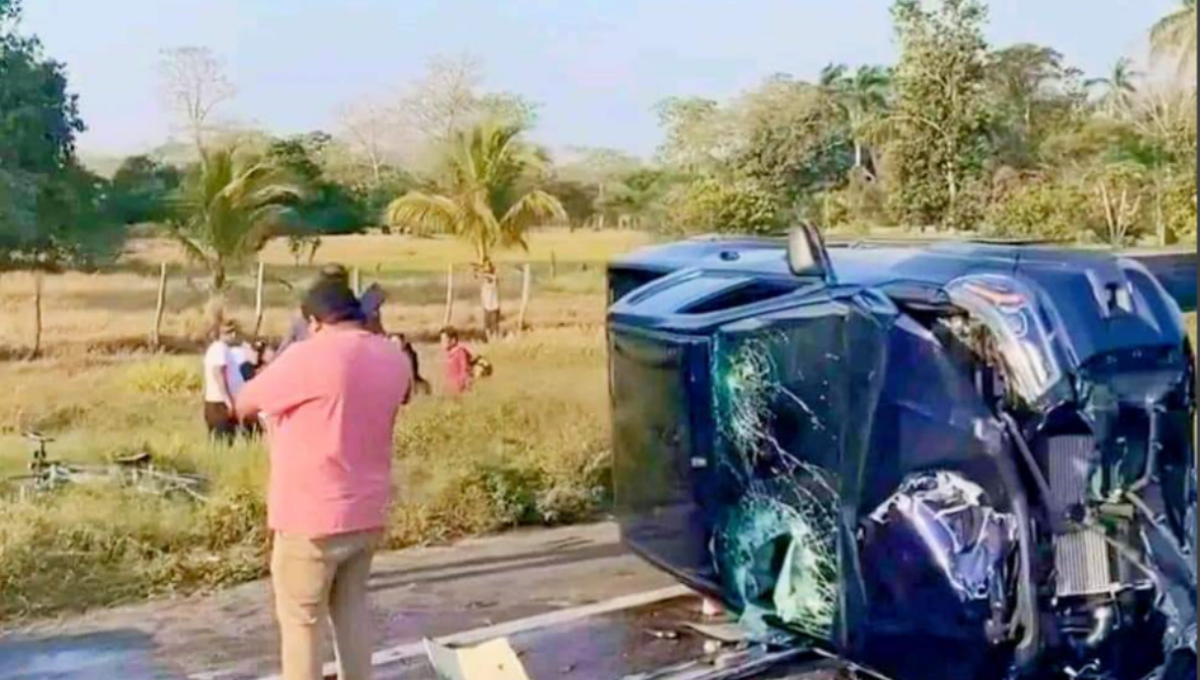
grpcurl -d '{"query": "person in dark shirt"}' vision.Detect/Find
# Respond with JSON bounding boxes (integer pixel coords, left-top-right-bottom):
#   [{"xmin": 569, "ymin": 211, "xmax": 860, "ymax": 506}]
[
  {"xmin": 389, "ymin": 333, "xmax": 430, "ymax": 396},
  {"xmin": 360, "ymin": 284, "xmax": 387, "ymax": 335}
]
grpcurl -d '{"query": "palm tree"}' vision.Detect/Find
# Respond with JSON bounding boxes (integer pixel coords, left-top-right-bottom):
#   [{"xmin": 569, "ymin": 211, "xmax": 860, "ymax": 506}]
[
  {"xmin": 1086, "ymin": 58, "xmax": 1141, "ymax": 117},
  {"xmin": 1151, "ymin": 0, "xmax": 1198, "ymax": 76},
  {"xmin": 385, "ymin": 122, "xmax": 566, "ymax": 265},
  {"xmin": 168, "ymin": 146, "xmax": 302, "ymax": 292},
  {"xmin": 820, "ymin": 64, "xmax": 892, "ymax": 176}
]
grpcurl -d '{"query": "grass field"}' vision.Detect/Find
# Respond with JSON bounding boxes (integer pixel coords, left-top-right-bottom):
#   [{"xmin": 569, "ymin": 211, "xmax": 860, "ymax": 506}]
[
  {"xmin": 0, "ymin": 229, "xmax": 650, "ymax": 358},
  {"xmin": 0, "ymin": 229, "xmax": 640, "ymax": 622},
  {"xmin": 0, "ymin": 228, "xmax": 1194, "ymax": 623}
]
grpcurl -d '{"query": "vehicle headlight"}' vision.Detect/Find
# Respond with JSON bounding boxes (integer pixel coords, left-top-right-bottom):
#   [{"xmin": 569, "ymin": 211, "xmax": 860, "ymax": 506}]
[{"xmin": 946, "ymin": 275, "xmax": 1062, "ymax": 406}]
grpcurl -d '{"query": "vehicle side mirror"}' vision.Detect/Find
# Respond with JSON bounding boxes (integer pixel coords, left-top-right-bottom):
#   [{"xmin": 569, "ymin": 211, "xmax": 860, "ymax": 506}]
[{"xmin": 787, "ymin": 224, "xmax": 833, "ymax": 281}]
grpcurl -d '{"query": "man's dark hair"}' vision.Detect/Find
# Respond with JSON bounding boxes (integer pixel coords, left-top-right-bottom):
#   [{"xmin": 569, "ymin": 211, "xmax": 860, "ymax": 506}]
[
  {"xmin": 299, "ymin": 264, "xmax": 351, "ymax": 320},
  {"xmin": 440, "ymin": 326, "xmax": 458, "ymax": 341},
  {"xmin": 303, "ymin": 278, "xmax": 363, "ymax": 324}
]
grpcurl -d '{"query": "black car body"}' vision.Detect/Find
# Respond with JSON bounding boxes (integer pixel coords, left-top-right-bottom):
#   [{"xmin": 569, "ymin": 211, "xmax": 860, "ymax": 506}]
[{"xmin": 606, "ymin": 232, "xmax": 1197, "ymax": 680}]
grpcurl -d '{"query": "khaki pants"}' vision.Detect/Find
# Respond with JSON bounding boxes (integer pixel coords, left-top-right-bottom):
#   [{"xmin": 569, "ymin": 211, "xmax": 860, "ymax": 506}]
[{"xmin": 271, "ymin": 529, "xmax": 383, "ymax": 680}]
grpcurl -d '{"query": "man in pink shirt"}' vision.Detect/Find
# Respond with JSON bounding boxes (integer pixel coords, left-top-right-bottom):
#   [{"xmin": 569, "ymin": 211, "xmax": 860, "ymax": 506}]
[{"xmin": 236, "ymin": 277, "xmax": 411, "ymax": 680}]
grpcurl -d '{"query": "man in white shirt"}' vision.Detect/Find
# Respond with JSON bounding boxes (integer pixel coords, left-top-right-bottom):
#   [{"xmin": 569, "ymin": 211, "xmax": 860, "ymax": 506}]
[
  {"xmin": 476, "ymin": 260, "xmax": 501, "ymax": 342},
  {"xmin": 204, "ymin": 319, "xmax": 247, "ymax": 443}
]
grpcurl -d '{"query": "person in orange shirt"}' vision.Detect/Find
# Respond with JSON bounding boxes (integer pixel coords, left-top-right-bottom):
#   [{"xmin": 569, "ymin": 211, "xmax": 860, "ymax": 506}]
[{"xmin": 236, "ymin": 277, "xmax": 411, "ymax": 680}]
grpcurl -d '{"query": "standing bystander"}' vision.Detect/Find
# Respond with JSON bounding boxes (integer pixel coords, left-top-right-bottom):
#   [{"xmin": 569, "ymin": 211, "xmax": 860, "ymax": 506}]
[
  {"xmin": 477, "ymin": 260, "xmax": 501, "ymax": 342},
  {"xmin": 202, "ymin": 320, "xmax": 247, "ymax": 443},
  {"xmin": 235, "ymin": 278, "xmax": 411, "ymax": 680}
]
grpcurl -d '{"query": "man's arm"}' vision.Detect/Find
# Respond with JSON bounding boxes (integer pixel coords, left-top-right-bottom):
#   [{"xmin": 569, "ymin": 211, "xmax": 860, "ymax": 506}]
[{"xmin": 235, "ymin": 349, "xmax": 321, "ymax": 420}]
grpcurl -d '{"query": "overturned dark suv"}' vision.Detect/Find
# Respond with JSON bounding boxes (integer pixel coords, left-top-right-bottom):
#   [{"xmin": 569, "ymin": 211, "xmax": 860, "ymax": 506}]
[{"xmin": 606, "ymin": 228, "xmax": 1197, "ymax": 680}]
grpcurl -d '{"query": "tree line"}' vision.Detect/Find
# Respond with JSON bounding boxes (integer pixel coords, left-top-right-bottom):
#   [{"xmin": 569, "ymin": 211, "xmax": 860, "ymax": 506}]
[
  {"xmin": 646, "ymin": 0, "xmax": 1197, "ymax": 245},
  {"xmin": 0, "ymin": 0, "xmax": 1195, "ymax": 285}
]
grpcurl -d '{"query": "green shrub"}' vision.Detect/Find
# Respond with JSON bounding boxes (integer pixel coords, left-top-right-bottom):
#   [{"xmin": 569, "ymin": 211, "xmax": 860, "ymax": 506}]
[
  {"xmin": 1162, "ymin": 170, "xmax": 1197, "ymax": 243},
  {"xmin": 985, "ymin": 178, "xmax": 1090, "ymax": 241},
  {"xmin": 665, "ymin": 175, "xmax": 783, "ymax": 236}
]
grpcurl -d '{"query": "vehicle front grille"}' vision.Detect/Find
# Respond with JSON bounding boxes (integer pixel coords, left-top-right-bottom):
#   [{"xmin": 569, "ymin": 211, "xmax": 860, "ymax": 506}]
[{"xmin": 1046, "ymin": 434, "xmax": 1116, "ymax": 597}]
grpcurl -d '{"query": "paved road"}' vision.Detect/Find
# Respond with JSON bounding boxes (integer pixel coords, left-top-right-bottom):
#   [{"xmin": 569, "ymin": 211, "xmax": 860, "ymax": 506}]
[
  {"xmin": 0, "ymin": 522, "xmax": 840, "ymax": 680},
  {"xmin": 0, "ymin": 523, "xmax": 668, "ymax": 679}
]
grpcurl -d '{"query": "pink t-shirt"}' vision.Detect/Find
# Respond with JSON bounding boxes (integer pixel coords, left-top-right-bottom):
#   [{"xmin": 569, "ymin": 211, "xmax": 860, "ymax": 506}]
[{"xmin": 236, "ymin": 328, "xmax": 411, "ymax": 536}]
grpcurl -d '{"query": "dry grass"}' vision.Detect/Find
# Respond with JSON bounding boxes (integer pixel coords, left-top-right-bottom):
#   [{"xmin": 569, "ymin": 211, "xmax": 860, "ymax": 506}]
[
  {"xmin": 0, "ymin": 229, "xmax": 648, "ymax": 356},
  {"xmin": 125, "ymin": 228, "xmax": 651, "ymax": 272}
]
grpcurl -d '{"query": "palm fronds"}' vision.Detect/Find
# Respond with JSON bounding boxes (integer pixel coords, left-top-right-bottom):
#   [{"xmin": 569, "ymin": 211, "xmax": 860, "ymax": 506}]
[
  {"xmin": 1151, "ymin": 0, "xmax": 1198, "ymax": 76},
  {"xmin": 384, "ymin": 121, "xmax": 566, "ymax": 262},
  {"xmin": 167, "ymin": 145, "xmax": 302, "ymax": 289}
]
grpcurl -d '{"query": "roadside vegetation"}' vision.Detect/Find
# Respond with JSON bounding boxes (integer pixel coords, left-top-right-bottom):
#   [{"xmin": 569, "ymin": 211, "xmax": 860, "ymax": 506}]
[{"xmin": 0, "ymin": 326, "xmax": 609, "ymax": 620}]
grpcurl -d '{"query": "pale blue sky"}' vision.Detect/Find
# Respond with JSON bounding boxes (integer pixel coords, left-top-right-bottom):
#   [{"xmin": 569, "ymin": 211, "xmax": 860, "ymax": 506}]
[{"xmin": 24, "ymin": 0, "xmax": 1175, "ymax": 158}]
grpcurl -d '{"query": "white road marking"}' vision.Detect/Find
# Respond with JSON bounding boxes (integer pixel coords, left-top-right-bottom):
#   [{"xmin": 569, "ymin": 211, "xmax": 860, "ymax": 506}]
[{"xmin": 191, "ymin": 585, "xmax": 694, "ymax": 680}]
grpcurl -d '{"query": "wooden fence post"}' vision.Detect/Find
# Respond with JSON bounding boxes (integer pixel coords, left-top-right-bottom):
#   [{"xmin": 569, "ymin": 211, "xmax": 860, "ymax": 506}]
[
  {"xmin": 442, "ymin": 263, "xmax": 455, "ymax": 327},
  {"xmin": 31, "ymin": 271, "xmax": 43, "ymax": 359},
  {"xmin": 351, "ymin": 267, "xmax": 362, "ymax": 296},
  {"xmin": 517, "ymin": 263, "xmax": 532, "ymax": 334},
  {"xmin": 152, "ymin": 263, "xmax": 168, "ymax": 350},
  {"xmin": 253, "ymin": 261, "xmax": 266, "ymax": 338}
]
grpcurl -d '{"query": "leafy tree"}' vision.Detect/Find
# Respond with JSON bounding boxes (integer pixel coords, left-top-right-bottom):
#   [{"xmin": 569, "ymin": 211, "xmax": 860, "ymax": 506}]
[
  {"xmin": 985, "ymin": 44, "xmax": 1085, "ymax": 169},
  {"xmin": 108, "ymin": 156, "xmax": 182, "ymax": 225},
  {"xmin": 654, "ymin": 97, "xmax": 732, "ymax": 174},
  {"xmin": 555, "ymin": 147, "xmax": 647, "ymax": 228},
  {"xmin": 0, "ymin": 0, "xmax": 118, "ymax": 267},
  {"xmin": 665, "ymin": 176, "xmax": 782, "ymax": 236},
  {"xmin": 596, "ymin": 168, "xmax": 675, "ymax": 230},
  {"xmin": 168, "ymin": 146, "xmax": 302, "ymax": 291},
  {"xmin": 887, "ymin": 0, "xmax": 992, "ymax": 229},
  {"xmin": 384, "ymin": 122, "xmax": 567, "ymax": 264},
  {"xmin": 1160, "ymin": 168, "xmax": 1197, "ymax": 243},
  {"xmin": 265, "ymin": 132, "xmax": 365, "ymax": 234},
  {"xmin": 732, "ymin": 74, "xmax": 853, "ymax": 207},
  {"xmin": 1086, "ymin": 58, "xmax": 1140, "ymax": 118},
  {"xmin": 808, "ymin": 167, "xmax": 890, "ymax": 231},
  {"xmin": 1151, "ymin": 0, "xmax": 1197, "ymax": 76},
  {"xmin": 985, "ymin": 177, "xmax": 1089, "ymax": 241},
  {"xmin": 819, "ymin": 64, "xmax": 893, "ymax": 175},
  {"xmin": 543, "ymin": 178, "xmax": 598, "ymax": 228}
]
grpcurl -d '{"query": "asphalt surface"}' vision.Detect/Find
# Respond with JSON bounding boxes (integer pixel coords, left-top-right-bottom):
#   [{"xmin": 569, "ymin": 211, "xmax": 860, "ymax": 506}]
[{"xmin": 0, "ymin": 522, "xmax": 842, "ymax": 680}]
